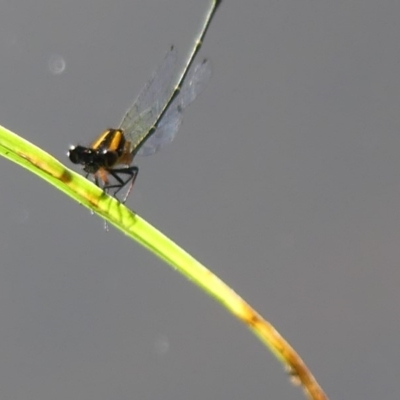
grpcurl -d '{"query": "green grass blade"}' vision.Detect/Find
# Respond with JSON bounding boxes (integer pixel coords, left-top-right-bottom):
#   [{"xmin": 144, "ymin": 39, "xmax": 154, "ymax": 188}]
[{"xmin": 0, "ymin": 123, "xmax": 328, "ymax": 400}]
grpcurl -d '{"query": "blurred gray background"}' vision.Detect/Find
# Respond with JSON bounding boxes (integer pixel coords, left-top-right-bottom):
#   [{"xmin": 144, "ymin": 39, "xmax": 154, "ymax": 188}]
[{"xmin": 0, "ymin": 0, "xmax": 399, "ymax": 399}]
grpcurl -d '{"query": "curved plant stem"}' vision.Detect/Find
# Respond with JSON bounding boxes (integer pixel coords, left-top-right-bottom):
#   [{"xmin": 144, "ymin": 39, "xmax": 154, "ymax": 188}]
[{"xmin": 0, "ymin": 124, "xmax": 329, "ymax": 400}]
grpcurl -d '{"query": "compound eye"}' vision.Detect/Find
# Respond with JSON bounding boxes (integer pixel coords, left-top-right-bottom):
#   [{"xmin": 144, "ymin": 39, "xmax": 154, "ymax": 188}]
[{"xmin": 68, "ymin": 146, "xmax": 84, "ymax": 164}]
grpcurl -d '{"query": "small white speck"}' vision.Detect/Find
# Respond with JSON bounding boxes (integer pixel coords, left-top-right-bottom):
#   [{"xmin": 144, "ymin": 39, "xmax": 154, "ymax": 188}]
[
  {"xmin": 153, "ymin": 334, "xmax": 170, "ymax": 355},
  {"xmin": 48, "ymin": 54, "xmax": 66, "ymax": 75}
]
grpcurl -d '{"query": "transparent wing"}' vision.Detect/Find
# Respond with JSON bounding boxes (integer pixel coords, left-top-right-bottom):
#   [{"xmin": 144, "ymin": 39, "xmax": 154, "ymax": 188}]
[
  {"xmin": 118, "ymin": 46, "xmax": 178, "ymax": 139},
  {"xmin": 137, "ymin": 58, "xmax": 212, "ymax": 156}
]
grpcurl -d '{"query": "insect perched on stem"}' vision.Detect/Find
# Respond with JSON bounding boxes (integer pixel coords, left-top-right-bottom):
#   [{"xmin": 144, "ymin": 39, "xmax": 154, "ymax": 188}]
[{"xmin": 68, "ymin": 0, "xmax": 222, "ymax": 203}]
